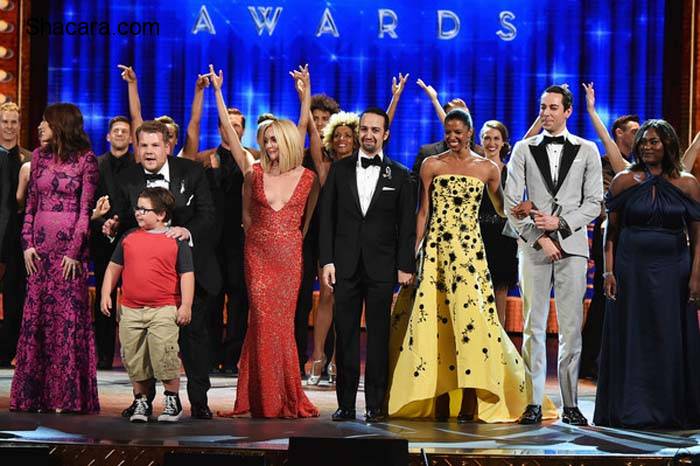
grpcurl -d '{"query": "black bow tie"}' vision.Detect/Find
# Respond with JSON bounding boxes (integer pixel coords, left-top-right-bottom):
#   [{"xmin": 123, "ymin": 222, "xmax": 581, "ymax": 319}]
[
  {"xmin": 542, "ymin": 135, "xmax": 565, "ymax": 145},
  {"xmin": 360, "ymin": 155, "xmax": 382, "ymax": 169},
  {"xmin": 144, "ymin": 172, "xmax": 165, "ymax": 182}
]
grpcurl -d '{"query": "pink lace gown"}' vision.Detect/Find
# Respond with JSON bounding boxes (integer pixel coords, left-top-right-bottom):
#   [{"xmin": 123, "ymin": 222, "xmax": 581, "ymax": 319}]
[
  {"xmin": 233, "ymin": 163, "xmax": 319, "ymax": 418},
  {"xmin": 10, "ymin": 148, "xmax": 100, "ymax": 413}
]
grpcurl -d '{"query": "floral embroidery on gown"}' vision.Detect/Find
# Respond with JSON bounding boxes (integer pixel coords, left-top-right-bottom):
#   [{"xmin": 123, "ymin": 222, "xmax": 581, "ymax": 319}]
[
  {"xmin": 233, "ymin": 163, "xmax": 319, "ymax": 418},
  {"xmin": 388, "ymin": 175, "xmax": 556, "ymax": 422},
  {"xmin": 10, "ymin": 148, "xmax": 100, "ymax": 413}
]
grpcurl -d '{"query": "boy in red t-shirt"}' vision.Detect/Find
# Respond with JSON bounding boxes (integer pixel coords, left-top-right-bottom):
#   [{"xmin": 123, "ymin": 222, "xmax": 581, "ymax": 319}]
[{"xmin": 101, "ymin": 187, "xmax": 194, "ymax": 423}]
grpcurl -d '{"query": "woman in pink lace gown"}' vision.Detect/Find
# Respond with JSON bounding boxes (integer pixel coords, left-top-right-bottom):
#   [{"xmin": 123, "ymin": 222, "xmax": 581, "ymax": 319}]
[{"xmin": 10, "ymin": 103, "xmax": 100, "ymax": 413}]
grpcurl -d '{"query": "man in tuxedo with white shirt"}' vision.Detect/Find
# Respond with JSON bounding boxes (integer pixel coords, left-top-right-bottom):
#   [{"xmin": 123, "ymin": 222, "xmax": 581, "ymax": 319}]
[
  {"xmin": 103, "ymin": 120, "xmax": 220, "ymax": 419},
  {"xmin": 504, "ymin": 85, "xmax": 602, "ymax": 426},
  {"xmin": 320, "ymin": 108, "xmax": 416, "ymax": 423}
]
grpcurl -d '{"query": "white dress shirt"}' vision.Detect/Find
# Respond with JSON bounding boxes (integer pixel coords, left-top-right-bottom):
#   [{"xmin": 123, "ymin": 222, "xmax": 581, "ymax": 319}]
[
  {"xmin": 356, "ymin": 150, "xmax": 383, "ymax": 216},
  {"xmin": 542, "ymin": 129, "xmax": 570, "ymax": 185}
]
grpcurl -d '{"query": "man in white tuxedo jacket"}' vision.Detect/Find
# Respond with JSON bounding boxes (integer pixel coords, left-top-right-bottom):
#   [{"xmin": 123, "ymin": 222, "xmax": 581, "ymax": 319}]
[{"xmin": 504, "ymin": 85, "xmax": 603, "ymax": 426}]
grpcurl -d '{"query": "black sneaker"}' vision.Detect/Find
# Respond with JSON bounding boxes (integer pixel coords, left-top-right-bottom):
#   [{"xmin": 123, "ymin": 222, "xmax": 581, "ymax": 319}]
[
  {"xmin": 157, "ymin": 391, "xmax": 183, "ymax": 423},
  {"xmin": 129, "ymin": 395, "xmax": 152, "ymax": 423}
]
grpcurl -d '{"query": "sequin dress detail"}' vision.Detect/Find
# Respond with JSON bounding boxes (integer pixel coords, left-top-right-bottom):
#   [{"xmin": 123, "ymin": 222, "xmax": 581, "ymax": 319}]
[
  {"xmin": 10, "ymin": 148, "xmax": 100, "ymax": 413},
  {"xmin": 387, "ymin": 175, "xmax": 556, "ymax": 422},
  {"xmin": 233, "ymin": 163, "xmax": 319, "ymax": 418}
]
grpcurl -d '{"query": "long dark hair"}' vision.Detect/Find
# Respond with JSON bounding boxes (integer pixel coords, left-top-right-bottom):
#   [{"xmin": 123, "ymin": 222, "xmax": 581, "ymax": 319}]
[
  {"xmin": 630, "ymin": 119, "xmax": 683, "ymax": 178},
  {"xmin": 43, "ymin": 103, "xmax": 91, "ymax": 161}
]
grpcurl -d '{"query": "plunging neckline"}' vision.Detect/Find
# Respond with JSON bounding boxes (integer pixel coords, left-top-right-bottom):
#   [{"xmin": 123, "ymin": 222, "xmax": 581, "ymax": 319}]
[{"xmin": 262, "ymin": 167, "xmax": 306, "ymax": 213}]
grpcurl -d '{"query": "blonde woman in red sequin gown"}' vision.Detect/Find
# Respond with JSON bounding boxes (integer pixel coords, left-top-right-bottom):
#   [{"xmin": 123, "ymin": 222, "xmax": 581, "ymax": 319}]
[{"xmin": 210, "ymin": 66, "xmax": 320, "ymax": 418}]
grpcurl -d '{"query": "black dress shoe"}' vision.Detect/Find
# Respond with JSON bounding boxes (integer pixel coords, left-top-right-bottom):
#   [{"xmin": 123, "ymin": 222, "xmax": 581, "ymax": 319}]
[
  {"xmin": 562, "ymin": 407, "xmax": 588, "ymax": 426},
  {"xmin": 365, "ymin": 408, "xmax": 386, "ymax": 423},
  {"xmin": 331, "ymin": 408, "xmax": 356, "ymax": 421},
  {"xmin": 191, "ymin": 405, "xmax": 213, "ymax": 419},
  {"xmin": 519, "ymin": 404, "xmax": 542, "ymax": 425},
  {"xmin": 457, "ymin": 413, "xmax": 473, "ymax": 424}
]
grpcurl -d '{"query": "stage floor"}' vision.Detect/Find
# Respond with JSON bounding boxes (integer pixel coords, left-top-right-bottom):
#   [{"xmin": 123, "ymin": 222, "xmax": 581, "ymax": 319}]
[{"xmin": 0, "ymin": 368, "xmax": 699, "ymax": 461}]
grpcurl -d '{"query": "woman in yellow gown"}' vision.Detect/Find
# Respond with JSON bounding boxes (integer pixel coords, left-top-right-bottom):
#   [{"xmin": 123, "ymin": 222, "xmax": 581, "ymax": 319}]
[{"xmin": 387, "ymin": 109, "xmax": 556, "ymax": 422}]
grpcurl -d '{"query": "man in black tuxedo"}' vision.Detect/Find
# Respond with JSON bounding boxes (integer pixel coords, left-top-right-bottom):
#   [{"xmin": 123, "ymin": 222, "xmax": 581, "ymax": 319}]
[
  {"xmin": 0, "ymin": 102, "xmax": 31, "ymax": 367},
  {"xmin": 90, "ymin": 116, "xmax": 136, "ymax": 370},
  {"xmin": 201, "ymin": 108, "xmax": 249, "ymax": 374},
  {"xmin": 104, "ymin": 120, "xmax": 220, "ymax": 419},
  {"xmin": 320, "ymin": 108, "xmax": 416, "ymax": 423}
]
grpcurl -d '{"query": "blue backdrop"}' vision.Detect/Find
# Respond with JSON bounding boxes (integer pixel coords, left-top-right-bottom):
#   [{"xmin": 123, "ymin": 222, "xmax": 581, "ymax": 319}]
[{"xmin": 47, "ymin": 0, "xmax": 665, "ymax": 167}]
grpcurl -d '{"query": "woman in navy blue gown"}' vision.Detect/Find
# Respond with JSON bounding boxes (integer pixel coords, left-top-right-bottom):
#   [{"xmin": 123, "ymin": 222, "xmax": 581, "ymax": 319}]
[{"xmin": 594, "ymin": 119, "xmax": 700, "ymax": 429}]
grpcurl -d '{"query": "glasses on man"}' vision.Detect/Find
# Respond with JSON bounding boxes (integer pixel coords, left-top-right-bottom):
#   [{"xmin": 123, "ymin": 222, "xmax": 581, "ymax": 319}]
[{"xmin": 134, "ymin": 206, "xmax": 157, "ymax": 215}]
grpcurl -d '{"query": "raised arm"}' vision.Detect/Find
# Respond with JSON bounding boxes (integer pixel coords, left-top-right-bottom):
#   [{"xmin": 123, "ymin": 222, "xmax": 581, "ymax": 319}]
[
  {"xmin": 292, "ymin": 66, "xmax": 331, "ymax": 184},
  {"xmin": 582, "ymin": 82, "xmax": 629, "ymax": 174},
  {"xmin": 181, "ymin": 73, "xmax": 210, "ymax": 159},
  {"xmin": 289, "ymin": 64, "xmax": 310, "ymax": 143},
  {"xmin": 523, "ymin": 116, "xmax": 543, "ymax": 139},
  {"xmin": 118, "ymin": 65, "xmax": 143, "ymax": 151},
  {"xmin": 417, "ymin": 79, "xmax": 445, "ymax": 123},
  {"xmin": 386, "ymin": 72, "xmax": 408, "ymax": 126},
  {"xmin": 209, "ymin": 64, "xmax": 255, "ymax": 174},
  {"xmin": 682, "ymin": 131, "xmax": 700, "ymax": 172}
]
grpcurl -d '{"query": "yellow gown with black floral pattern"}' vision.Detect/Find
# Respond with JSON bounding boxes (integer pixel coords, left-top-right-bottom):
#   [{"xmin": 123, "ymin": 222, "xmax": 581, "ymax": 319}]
[{"xmin": 387, "ymin": 175, "xmax": 557, "ymax": 422}]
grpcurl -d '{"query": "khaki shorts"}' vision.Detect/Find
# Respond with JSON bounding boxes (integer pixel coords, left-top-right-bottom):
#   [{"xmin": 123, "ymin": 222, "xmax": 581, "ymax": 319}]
[{"xmin": 119, "ymin": 305, "xmax": 181, "ymax": 382}]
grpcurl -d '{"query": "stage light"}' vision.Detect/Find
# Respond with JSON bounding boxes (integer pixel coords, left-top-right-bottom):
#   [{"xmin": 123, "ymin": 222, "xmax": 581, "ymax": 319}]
[
  {"xmin": 0, "ymin": 46, "xmax": 14, "ymax": 59},
  {"xmin": 0, "ymin": 1, "xmax": 14, "ymax": 11},
  {"xmin": 0, "ymin": 94, "xmax": 7, "ymax": 104},
  {"xmin": 0, "ymin": 20, "xmax": 14, "ymax": 33},
  {"xmin": 0, "ymin": 70, "xmax": 12, "ymax": 82}
]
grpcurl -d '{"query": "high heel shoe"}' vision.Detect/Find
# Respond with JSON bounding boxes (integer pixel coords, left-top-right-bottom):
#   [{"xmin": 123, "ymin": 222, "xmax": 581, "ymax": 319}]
[
  {"xmin": 307, "ymin": 356, "xmax": 327, "ymax": 386},
  {"xmin": 327, "ymin": 361, "xmax": 336, "ymax": 384}
]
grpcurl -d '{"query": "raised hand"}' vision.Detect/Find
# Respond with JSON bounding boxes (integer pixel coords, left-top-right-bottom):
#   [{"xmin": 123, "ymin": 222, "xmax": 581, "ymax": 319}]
[
  {"xmin": 289, "ymin": 64, "xmax": 309, "ymax": 98},
  {"xmin": 117, "ymin": 64, "xmax": 137, "ymax": 83},
  {"xmin": 208, "ymin": 64, "xmax": 223, "ymax": 90},
  {"xmin": 582, "ymin": 82, "xmax": 595, "ymax": 111},
  {"xmin": 195, "ymin": 73, "xmax": 210, "ymax": 90},
  {"xmin": 416, "ymin": 78, "xmax": 438, "ymax": 101},
  {"xmin": 391, "ymin": 72, "xmax": 409, "ymax": 96}
]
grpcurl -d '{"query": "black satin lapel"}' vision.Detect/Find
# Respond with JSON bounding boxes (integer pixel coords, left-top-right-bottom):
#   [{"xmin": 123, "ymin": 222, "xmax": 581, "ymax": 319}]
[
  {"xmin": 529, "ymin": 143, "xmax": 556, "ymax": 195},
  {"xmin": 348, "ymin": 156, "xmax": 362, "ymax": 215},
  {"xmin": 554, "ymin": 141, "xmax": 581, "ymax": 195},
  {"xmin": 168, "ymin": 159, "xmax": 185, "ymax": 199}
]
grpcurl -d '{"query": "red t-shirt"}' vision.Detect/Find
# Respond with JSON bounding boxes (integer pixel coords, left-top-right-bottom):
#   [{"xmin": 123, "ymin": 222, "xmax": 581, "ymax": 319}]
[{"xmin": 111, "ymin": 228, "xmax": 194, "ymax": 308}]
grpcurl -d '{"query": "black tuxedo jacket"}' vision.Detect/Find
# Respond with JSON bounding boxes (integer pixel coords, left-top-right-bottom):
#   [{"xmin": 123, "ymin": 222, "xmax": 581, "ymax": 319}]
[
  {"xmin": 112, "ymin": 156, "xmax": 221, "ymax": 295},
  {"xmin": 89, "ymin": 152, "xmax": 136, "ymax": 261},
  {"xmin": 0, "ymin": 146, "xmax": 22, "ymax": 261},
  {"xmin": 319, "ymin": 153, "xmax": 416, "ymax": 282}
]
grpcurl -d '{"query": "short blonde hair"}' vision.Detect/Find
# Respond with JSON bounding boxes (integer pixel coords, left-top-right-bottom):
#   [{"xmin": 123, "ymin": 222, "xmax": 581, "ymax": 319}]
[
  {"xmin": 0, "ymin": 102, "xmax": 19, "ymax": 113},
  {"xmin": 322, "ymin": 111, "xmax": 359, "ymax": 153},
  {"xmin": 260, "ymin": 119, "xmax": 303, "ymax": 173}
]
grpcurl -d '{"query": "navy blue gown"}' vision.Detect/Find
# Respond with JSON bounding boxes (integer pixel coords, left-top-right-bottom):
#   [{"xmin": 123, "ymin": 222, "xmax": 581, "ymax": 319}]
[{"xmin": 594, "ymin": 174, "xmax": 700, "ymax": 429}]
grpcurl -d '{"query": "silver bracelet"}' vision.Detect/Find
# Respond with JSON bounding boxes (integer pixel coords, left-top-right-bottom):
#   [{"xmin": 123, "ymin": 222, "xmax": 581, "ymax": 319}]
[{"xmin": 602, "ymin": 271, "xmax": 613, "ymax": 278}]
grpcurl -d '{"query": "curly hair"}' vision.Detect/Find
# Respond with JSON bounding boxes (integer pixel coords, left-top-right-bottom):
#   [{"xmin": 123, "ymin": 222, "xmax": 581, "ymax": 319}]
[
  {"xmin": 322, "ymin": 111, "xmax": 360, "ymax": 153},
  {"xmin": 310, "ymin": 94, "xmax": 340, "ymax": 115}
]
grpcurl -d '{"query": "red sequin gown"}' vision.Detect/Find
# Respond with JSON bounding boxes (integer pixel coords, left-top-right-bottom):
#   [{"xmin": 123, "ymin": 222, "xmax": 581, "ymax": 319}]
[{"xmin": 233, "ymin": 163, "xmax": 319, "ymax": 418}]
